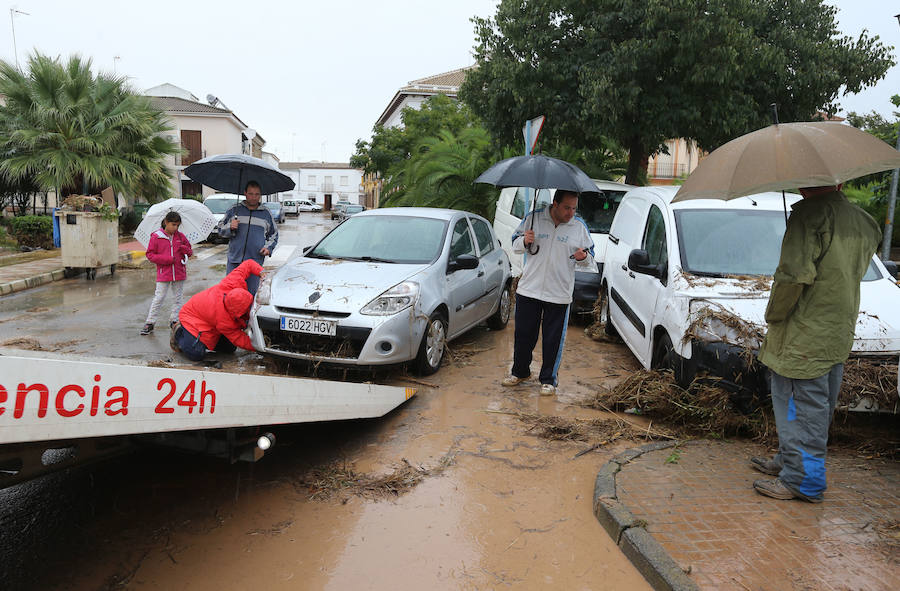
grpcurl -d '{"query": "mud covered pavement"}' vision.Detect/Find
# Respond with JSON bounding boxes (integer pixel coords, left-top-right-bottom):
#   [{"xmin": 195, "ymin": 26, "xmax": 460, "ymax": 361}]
[{"xmin": 0, "ymin": 301, "xmax": 654, "ymax": 590}]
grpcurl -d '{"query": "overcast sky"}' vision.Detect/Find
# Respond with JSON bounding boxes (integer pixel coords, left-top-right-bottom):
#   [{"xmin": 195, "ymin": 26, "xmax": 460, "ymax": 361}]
[{"xmin": 2, "ymin": 0, "xmax": 898, "ymax": 163}]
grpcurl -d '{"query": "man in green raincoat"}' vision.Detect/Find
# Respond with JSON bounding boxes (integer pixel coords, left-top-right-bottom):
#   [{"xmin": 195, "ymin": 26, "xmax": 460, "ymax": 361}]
[{"xmin": 753, "ymin": 184, "xmax": 881, "ymax": 503}]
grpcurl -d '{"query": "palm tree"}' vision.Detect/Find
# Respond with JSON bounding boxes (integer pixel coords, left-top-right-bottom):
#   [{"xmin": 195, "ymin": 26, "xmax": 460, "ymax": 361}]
[
  {"xmin": 383, "ymin": 127, "xmax": 510, "ymax": 220},
  {"xmin": 0, "ymin": 52, "xmax": 180, "ymax": 204}
]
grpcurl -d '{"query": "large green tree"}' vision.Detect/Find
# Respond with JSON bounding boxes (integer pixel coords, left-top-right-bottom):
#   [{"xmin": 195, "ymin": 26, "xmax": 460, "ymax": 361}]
[
  {"xmin": 462, "ymin": 0, "xmax": 895, "ymax": 184},
  {"xmin": 0, "ymin": 52, "xmax": 180, "ymax": 203}
]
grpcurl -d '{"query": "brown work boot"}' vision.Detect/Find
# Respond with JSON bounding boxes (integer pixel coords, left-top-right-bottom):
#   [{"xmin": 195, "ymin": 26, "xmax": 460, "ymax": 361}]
[
  {"xmin": 753, "ymin": 478, "xmax": 823, "ymax": 503},
  {"xmin": 750, "ymin": 456, "xmax": 781, "ymax": 476},
  {"xmin": 501, "ymin": 374, "xmax": 530, "ymax": 386},
  {"xmin": 169, "ymin": 322, "xmax": 182, "ymax": 353}
]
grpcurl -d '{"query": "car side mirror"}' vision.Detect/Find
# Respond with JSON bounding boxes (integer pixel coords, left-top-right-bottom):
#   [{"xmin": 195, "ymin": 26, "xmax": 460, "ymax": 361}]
[
  {"xmin": 448, "ymin": 254, "xmax": 479, "ymax": 273},
  {"xmin": 883, "ymin": 260, "xmax": 898, "ymax": 280},
  {"xmin": 628, "ymin": 249, "xmax": 662, "ymax": 279},
  {"xmin": 302, "ymin": 245, "xmax": 313, "ymax": 254}
]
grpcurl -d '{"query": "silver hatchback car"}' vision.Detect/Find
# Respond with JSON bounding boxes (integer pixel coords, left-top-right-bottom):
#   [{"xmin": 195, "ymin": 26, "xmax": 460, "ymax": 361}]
[{"xmin": 250, "ymin": 207, "xmax": 512, "ymax": 374}]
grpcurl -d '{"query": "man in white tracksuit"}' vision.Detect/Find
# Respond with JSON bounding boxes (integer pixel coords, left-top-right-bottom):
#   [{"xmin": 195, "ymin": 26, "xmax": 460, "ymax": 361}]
[{"xmin": 501, "ymin": 190, "xmax": 594, "ymax": 396}]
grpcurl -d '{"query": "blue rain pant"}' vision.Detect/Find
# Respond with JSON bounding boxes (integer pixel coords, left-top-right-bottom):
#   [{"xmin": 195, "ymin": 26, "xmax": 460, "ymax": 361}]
[
  {"xmin": 511, "ymin": 294, "xmax": 570, "ymax": 386},
  {"xmin": 175, "ymin": 326, "xmax": 237, "ymax": 362},
  {"xmin": 769, "ymin": 364, "xmax": 843, "ymax": 500}
]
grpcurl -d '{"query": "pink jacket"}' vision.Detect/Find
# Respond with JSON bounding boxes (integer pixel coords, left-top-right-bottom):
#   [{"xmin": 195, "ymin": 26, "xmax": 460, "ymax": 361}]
[{"xmin": 145, "ymin": 229, "xmax": 192, "ymax": 282}]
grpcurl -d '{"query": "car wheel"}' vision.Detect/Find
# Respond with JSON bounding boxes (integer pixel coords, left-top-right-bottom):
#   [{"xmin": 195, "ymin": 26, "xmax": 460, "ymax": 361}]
[
  {"xmin": 413, "ymin": 311, "xmax": 447, "ymax": 376},
  {"xmin": 600, "ymin": 283, "xmax": 619, "ymax": 338},
  {"xmin": 486, "ymin": 283, "xmax": 511, "ymax": 330},
  {"xmin": 653, "ymin": 332, "xmax": 690, "ymax": 388}
]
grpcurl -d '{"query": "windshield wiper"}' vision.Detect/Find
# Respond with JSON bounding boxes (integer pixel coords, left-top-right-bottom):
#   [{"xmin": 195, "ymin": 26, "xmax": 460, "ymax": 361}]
[
  {"xmin": 305, "ymin": 252, "xmax": 332, "ymax": 259},
  {"xmin": 342, "ymin": 256, "xmax": 395, "ymax": 263}
]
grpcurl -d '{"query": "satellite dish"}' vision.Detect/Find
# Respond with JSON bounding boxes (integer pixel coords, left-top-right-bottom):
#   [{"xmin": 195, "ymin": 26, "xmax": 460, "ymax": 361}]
[
  {"xmin": 244, "ymin": 128, "xmax": 257, "ymax": 141},
  {"xmin": 206, "ymin": 94, "xmax": 218, "ymax": 105}
]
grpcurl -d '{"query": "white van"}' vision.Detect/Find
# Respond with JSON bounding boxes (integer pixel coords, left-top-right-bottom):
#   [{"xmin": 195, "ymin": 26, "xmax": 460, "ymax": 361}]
[
  {"xmin": 203, "ymin": 193, "xmax": 241, "ymax": 243},
  {"xmin": 282, "ymin": 200, "xmax": 299, "ymax": 216},
  {"xmin": 493, "ymin": 180, "xmax": 634, "ymax": 310}
]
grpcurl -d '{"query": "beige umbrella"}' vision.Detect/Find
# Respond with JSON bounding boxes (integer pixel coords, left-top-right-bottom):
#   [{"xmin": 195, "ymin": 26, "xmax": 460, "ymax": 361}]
[{"xmin": 673, "ymin": 121, "xmax": 900, "ymax": 202}]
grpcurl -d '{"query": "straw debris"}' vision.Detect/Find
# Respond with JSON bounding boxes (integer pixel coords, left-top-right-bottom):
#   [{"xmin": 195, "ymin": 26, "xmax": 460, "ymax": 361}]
[
  {"xmin": 839, "ymin": 357, "xmax": 898, "ymax": 412},
  {"xmin": 298, "ymin": 455, "xmax": 454, "ymax": 502},
  {"xmin": 585, "ymin": 369, "xmax": 774, "ymax": 441}
]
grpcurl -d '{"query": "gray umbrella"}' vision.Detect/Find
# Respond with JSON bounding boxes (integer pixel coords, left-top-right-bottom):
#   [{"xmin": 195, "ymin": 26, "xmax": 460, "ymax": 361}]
[
  {"xmin": 184, "ymin": 153, "xmax": 295, "ymax": 195},
  {"xmin": 475, "ymin": 154, "xmax": 598, "ymax": 193}
]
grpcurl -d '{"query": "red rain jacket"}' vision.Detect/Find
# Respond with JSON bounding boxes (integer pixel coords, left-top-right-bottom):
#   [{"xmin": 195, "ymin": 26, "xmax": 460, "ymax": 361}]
[{"xmin": 179, "ymin": 259, "xmax": 261, "ymax": 351}]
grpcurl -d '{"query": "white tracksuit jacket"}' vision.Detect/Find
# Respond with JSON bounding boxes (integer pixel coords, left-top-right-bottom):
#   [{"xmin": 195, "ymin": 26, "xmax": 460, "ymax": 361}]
[{"xmin": 512, "ymin": 207, "xmax": 594, "ymax": 305}]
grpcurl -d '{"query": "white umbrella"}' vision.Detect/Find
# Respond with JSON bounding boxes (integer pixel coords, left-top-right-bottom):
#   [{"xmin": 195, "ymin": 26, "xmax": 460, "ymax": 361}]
[{"xmin": 133, "ymin": 198, "xmax": 218, "ymax": 248}]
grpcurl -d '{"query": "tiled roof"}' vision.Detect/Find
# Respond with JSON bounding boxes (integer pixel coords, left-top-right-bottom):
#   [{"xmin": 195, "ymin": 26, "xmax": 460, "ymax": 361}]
[
  {"xmin": 148, "ymin": 96, "xmax": 232, "ymax": 114},
  {"xmin": 376, "ymin": 66, "xmax": 476, "ymax": 126},
  {"xmin": 279, "ymin": 162, "xmax": 356, "ymax": 170},
  {"xmin": 406, "ymin": 66, "xmax": 473, "ymax": 90}
]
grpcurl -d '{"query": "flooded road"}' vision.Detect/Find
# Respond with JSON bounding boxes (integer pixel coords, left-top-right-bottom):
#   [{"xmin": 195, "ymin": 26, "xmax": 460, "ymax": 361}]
[{"xmin": 0, "ymin": 213, "xmax": 651, "ymax": 590}]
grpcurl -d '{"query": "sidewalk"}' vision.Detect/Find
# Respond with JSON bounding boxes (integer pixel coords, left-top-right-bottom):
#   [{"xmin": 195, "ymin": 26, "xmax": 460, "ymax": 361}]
[
  {"xmin": 594, "ymin": 439, "xmax": 899, "ymax": 591},
  {"xmin": 0, "ymin": 240, "xmax": 146, "ymax": 296}
]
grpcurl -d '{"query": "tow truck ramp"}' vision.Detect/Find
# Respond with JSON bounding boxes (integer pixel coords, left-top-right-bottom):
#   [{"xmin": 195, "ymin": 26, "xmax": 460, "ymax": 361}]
[{"xmin": 0, "ymin": 349, "xmax": 416, "ymax": 488}]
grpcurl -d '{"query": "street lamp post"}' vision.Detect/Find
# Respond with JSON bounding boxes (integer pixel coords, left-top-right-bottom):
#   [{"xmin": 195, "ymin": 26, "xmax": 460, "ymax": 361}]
[
  {"xmin": 882, "ymin": 12, "xmax": 900, "ymax": 261},
  {"xmin": 9, "ymin": 8, "xmax": 30, "ymax": 71}
]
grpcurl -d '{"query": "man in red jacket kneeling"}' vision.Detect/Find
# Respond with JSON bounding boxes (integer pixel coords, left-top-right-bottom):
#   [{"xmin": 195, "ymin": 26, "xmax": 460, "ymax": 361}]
[{"xmin": 171, "ymin": 259, "xmax": 263, "ymax": 361}]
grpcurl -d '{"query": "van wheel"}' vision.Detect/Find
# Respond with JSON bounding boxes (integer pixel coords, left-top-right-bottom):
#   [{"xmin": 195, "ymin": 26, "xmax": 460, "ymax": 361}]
[
  {"xmin": 653, "ymin": 332, "xmax": 690, "ymax": 388},
  {"xmin": 600, "ymin": 283, "xmax": 619, "ymax": 338},
  {"xmin": 413, "ymin": 312, "xmax": 447, "ymax": 376},
  {"xmin": 486, "ymin": 284, "xmax": 511, "ymax": 330}
]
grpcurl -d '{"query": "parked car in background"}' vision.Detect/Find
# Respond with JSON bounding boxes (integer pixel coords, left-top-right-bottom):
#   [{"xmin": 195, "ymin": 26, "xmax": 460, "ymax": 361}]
[
  {"xmin": 337, "ymin": 204, "xmax": 365, "ymax": 221},
  {"xmin": 330, "ymin": 200, "xmax": 353, "ymax": 220},
  {"xmin": 282, "ymin": 200, "xmax": 299, "ymax": 216},
  {"xmin": 250, "ymin": 207, "xmax": 513, "ymax": 375},
  {"xmin": 297, "ymin": 199, "xmax": 322, "ymax": 213},
  {"xmin": 493, "ymin": 180, "xmax": 634, "ymax": 313},
  {"xmin": 202, "ymin": 193, "xmax": 241, "ymax": 243},
  {"xmin": 263, "ymin": 201, "xmax": 285, "ymax": 224},
  {"xmin": 601, "ymin": 185, "xmax": 900, "ymax": 410}
]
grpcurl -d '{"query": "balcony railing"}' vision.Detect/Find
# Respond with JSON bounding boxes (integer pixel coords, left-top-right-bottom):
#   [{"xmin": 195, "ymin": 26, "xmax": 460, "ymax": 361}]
[{"xmin": 649, "ymin": 162, "xmax": 689, "ymax": 179}]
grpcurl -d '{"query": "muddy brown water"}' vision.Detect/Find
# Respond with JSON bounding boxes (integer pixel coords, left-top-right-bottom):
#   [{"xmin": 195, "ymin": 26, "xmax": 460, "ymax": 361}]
[{"xmin": 2, "ymin": 321, "xmax": 653, "ymax": 590}]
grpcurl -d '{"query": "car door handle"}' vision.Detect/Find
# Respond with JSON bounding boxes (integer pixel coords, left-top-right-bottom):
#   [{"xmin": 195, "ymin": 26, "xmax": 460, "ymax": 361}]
[
  {"xmin": 628, "ymin": 271, "xmax": 635, "ymax": 278},
  {"xmin": 621, "ymin": 265, "xmax": 627, "ymax": 271},
  {"xmin": 477, "ymin": 270, "xmax": 484, "ymax": 277},
  {"xmin": 497, "ymin": 259, "xmax": 503, "ymax": 265}
]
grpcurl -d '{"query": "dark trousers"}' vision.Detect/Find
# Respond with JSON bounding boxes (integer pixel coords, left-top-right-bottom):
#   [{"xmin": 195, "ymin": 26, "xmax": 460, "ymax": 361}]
[
  {"xmin": 226, "ymin": 260, "xmax": 260, "ymax": 295},
  {"xmin": 511, "ymin": 293, "xmax": 570, "ymax": 386},
  {"xmin": 175, "ymin": 326, "xmax": 237, "ymax": 361}
]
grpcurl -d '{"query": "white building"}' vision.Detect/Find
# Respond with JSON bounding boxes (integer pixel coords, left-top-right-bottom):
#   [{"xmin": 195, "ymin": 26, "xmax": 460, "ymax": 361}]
[
  {"xmin": 145, "ymin": 83, "xmax": 266, "ymax": 199},
  {"xmin": 278, "ymin": 162, "xmax": 364, "ymax": 211},
  {"xmin": 376, "ymin": 67, "xmax": 472, "ymax": 129}
]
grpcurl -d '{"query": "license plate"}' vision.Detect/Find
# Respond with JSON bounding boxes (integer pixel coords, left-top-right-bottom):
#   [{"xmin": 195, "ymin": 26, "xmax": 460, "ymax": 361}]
[{"xmin": 280, "ymin": 316, "xmax": 337, "ymax": 336}]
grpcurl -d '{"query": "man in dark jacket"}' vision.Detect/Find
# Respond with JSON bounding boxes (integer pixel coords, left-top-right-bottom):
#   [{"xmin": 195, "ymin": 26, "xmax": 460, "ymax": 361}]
[{"xmin": 217, "ymin": 180, "xmax": 278, "ymax": 295}]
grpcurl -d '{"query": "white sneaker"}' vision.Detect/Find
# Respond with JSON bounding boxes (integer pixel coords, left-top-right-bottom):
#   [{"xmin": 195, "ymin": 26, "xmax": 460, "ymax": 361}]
[
  {"xmin": 501, "ymin": 374, "xmax": 530, "ymax": 386},
  {"xmin": 540, "ymin": 384, "xmax": 556, "ymax": 396}
]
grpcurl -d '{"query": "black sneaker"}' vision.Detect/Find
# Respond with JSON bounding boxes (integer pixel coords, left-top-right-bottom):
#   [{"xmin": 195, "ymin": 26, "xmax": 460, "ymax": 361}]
[{"xmin": 140, "ymin": 323, "xmax": 154, "ymax": 336}]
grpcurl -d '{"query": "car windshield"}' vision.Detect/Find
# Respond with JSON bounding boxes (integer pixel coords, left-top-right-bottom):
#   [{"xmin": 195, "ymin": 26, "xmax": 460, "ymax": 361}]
[
  {"xmin": 345, "ymin": 205, "xmax": 363, "ymax": 213},
  {"xmin": 308, "ymin": 215, "xmax": 447, "ymax": 264},
  {"xmin": 263, "ymin": 202, "xmax": 281, "ymax": 210},
  {"xmin": 675, "ymin": 209, "xmax": 884, "ymax": 280},
  {"xmin": 577, "ymin": 190, "xmax": 628, "ymax": 233},
  {"xmin": 204, "ymin": 199, "xmax": 238, "ymax": 214},
  {"xmin": 675, "ymin": 209, "xmax": 788, "ymax": 276}
]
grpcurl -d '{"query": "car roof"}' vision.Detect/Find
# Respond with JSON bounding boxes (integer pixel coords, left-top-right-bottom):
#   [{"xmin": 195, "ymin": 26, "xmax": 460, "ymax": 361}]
[
  {"xmin": 356, "ymin": 207, "xmax": 473, "ymax": 222},
  {"xmin": 204, "ymin": 193, "xmax": 241, "ymax": 201},
  {"xmin": 624, "ymin": 185, "xmax": 801, "ymax": 212},
  {"xmin": 592, "ymin": 179, "xmax": 635, "ymax": 191}
]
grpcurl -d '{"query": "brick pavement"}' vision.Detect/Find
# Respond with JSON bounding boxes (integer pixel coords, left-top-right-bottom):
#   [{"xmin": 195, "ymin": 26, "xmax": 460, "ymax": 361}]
[{"xmin": 615, "ymin": 440, "xmax": 900, "ymax": 590}]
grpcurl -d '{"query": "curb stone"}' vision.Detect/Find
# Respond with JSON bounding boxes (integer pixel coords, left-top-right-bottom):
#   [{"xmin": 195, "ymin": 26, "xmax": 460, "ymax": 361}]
[
  {"xmin": 0, "ymin": 250, "xmax": 138, "ymax": 296},
  {"xmin": 593, "ymin": 440, "xmax": 699, "ymax": 591}
]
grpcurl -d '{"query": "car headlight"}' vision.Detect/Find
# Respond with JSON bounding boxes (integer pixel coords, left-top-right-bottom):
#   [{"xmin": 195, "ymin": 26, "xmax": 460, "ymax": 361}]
[
  {"xmin": 361, "ymin": 281, "xmax": 419, "ymax": 316},
  {"xmin": 255, "ymin": 273, "xmax": 273, "ymax": 305}
]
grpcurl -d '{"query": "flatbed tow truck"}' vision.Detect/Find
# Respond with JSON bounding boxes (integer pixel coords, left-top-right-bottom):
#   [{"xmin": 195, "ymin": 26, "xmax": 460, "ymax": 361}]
[{"xmin": 0, "ymin": 348, "xmax": 416, "ymax": 489}]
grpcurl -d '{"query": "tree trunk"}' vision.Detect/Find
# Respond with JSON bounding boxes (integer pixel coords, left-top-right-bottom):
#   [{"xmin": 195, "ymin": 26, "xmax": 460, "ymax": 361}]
[{"xmin": 625, "ymin": 137, "xmax": 648, "ymax": 186}]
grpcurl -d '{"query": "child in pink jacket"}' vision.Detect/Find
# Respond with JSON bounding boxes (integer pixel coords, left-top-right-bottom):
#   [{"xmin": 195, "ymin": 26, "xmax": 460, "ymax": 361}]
[{"xmin": 141, "ymin": 211, "xmax": 193, "ymax": 335}]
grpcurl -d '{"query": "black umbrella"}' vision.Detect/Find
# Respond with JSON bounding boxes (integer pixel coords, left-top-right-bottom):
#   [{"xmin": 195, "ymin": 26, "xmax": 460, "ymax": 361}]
[
  {"xmin": 475, "ymin": 154, "xmax": 598, "ymax": 193},
  {"xmin": 184, "ymin": 153, "xmax": 295, "ymax": 195},
  {"xmin": 476, "ymin": 155, "xmax": 597, "ymax": 254}
]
